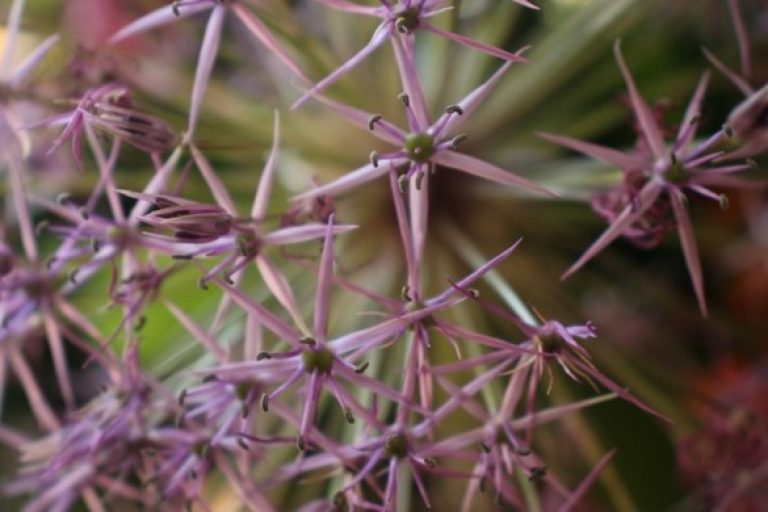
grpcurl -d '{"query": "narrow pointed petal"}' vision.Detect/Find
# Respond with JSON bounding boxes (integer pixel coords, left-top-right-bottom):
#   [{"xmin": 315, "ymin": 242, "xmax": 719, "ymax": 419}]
[
  {"xmin": 727, "ymin": 0, "xmax": 751, "ymax": 78},
  {"xmin": 422, "ymin": 23, "xmax": 529, "ymax": 63},
  {"xmin": 512, "ymin": 0, "xmax": 539, "ymax": 9},
  {"xmin": 391, "ymin": 35, "xmax": 430, "ymax": 131},
  {"xmin": 409, "ymin": 171, "xmax": 429, "ymax": 291},
  {"xmin": 187, "ymin": 5, "xmax": 226, "ymax": 140},
  {"xmin": 108, "ymin": 2, "xmax": 212, "ymax": 45},
  {"xmin": 428, "ymin": 239, "xmax": 522, "ymax": 306},
  {"xmin": 230, "ymin": 3, "xmax": 308, "ymax": 81},
  {"xmin": 613, "ymin": 40, "xmax": 667, "ymax": 160},
  {"xmin": 702, "ymin": 47, "xmax": 753, "ymax": 96},
  {"xmin": 292, "ymin": 23, "xmax": 391, "ymax": 110},
  {"xmin": 312, "ymin": 0, "xmax": 385, "ymax": 16},
  {"xmin": 212, "ymin": 277, "xmax": 303, "ymax": 345},
  {"xmin": 433, "ymin": 150, "xmax": 555, "ymax": 196},
  {"xmin": 676, "ymin": 72, "xmax": 709, "ymax": 150},
  {"xmin": 433, "ymin": 60, "xmax": 517, "ymax": 137},
  {"xmin": 538, "ymin": 132, "xmax": 641, "ymax": 171},
  {"xmin": 304, "ymin": 94, "xmax": 405, "ymax": 146},
  {"xmin": 189, "ymin": 142, "xmax": 238, "ymax": 216},
  {"xmin": 0, "ymin": 0, "xmax": 26, "ymax": 77},
  {"xmin": 8, "ymin": 34, "xmax": 60, "ymax": 88},
  {"xmin": 251, "ymin": 111, "xmax": 280, "ymax": 220},
  {"xmin": 510, "ymin": 394, "xmax": 617, "ymax": 430},
  {"xmin": 292, "ymin": 160, "xmax": 402, "ymax": 201},
  {"xmin": 261, "ymin": 223, "xmax": 356, "ymax": 246},
  {"xmin": 389, "ymin": 170, "xmax": 417, "ymax": 288},
  {"xmin": 299, "ymin": 372, "xmax": 322, "ymax": 446},
  {"xmin": 669, "ymin": 191, "xmax": 707, "ymax": 316},
  {"xmin": 569, "ymin": 357, "xmax": 669, "ymax": 421},
  {"xmin": 313, "ymin": 217, "xmax": 336, "ymax": 342},
  {"xmin": 166, "ymin": 301, "xmax": 228, "ymax": 362},
  {"xmin": 563, "ymin": 179, "xmax": 664, "ymax": 279},
  {"xmin": 556, "ymin": 450, "xmax": 616, "ymax": 512},
  {"xmin": 256, "ymin": 254, "xmax": 310, "ymax": 335}
]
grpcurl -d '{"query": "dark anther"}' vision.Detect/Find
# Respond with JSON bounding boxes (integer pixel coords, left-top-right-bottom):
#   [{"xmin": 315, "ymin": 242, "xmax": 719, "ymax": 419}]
[
  {"xmin": 450, "ymin": 134, "xmax": 468, "ymax": 149},
  {"xmin": 445, "ymin": 105, "xmax": 463, "ymax": 116},
  {"xmin": 35, "ymin": 220, "xmax": 49, "ymax": 236},
  {"xmin": 256, "ymin": 351, "xmax": 272, "ymax": 360},
  {"xmin": 56, "ymin": 193, "xmax": 71, "ymax": 204},
  {"xmin": 401, "ymin": 285, "xmax": 412, "ymax": 302},
  {"xmin": 368, "ymin": 114, "xmax": 382, "ymax": 131},
  {"xmin": 719, "ymin": 194, "xmax": 730, "ymax": 210},
  {"xmin": 480, "ymin": 442, "xmax": 491, "ymax": 453},
  {"xmin": 172, "ymin": 254, "xmax": 194, "ymax": 260},
  {"xmin": 299, "ymin": 337, "xmax": 317, "ymax": 346},
  {"xmin": 397, "ymin": 174, "xmax": 408, "ymax": 193},
  {"xmin": 261, "ymin": 394, "xmax": 270, "ymax": 412},
  {"xmin": 344, "ymin": 408, "xmax": 355, "ymax": 424},
  {"xmin": 237, "ymin": 438, "xmax": 249, "ymax": 450},
  {"xmin": 415, "ymin": 172, "xmax": 425, "ymax": 190},
  {"xmin": 172, "ymin": 1, "xmax": 181, "ymax": 17},
  {"xmin": 134, "ymin": 315, "xmax": 146, "ymax": 332},
  {"xmin": 197, "ymin": 277, "xmax": 209, "ymax": 290},
  {"xmin": 178, "ymin": 389, "xmax": 187, "ymax": 406},
  {"xmin": 79, "ymin": 207, "xmax": 90, "ymax": 220},
  {"xmin": 528, "ymin": 465, "xmax": 547, "ymax": 481},
  {"xmin": 202, "ymin": 375, "xmax": 218, "ymax": 383},
  {"xmin": 297, "ymin": 435, "xmax": 306, "ymax": 451},
  {"xmin": 355, "ymin": 361, "xmax": 369, "ymax": 374},
  {"xmin": 370, "ymin": 151, "xmax": 380, "ymax": 168},
  {"xmin": 398, "ymin": 92, "xmax": 410, "ymax": 107}
]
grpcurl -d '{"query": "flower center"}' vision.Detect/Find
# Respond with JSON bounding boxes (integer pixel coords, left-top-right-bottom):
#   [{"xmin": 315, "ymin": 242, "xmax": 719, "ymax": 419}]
[
  {"xmin": 405, "ymin": 132, "xmax": 435, "ymax": 163},
  {"xmin": 302, "ymin": 347, "xmax": 334, "ymax": 374},
  {"xmin": 384, "ymin": 433, "xmax": 409, "ymax": 458},
  {"xmin": 665, "ymin": 157, "xmax": 687, "ymax": 184},
  {"xmin": 394, "ymin": 7, "xmax": 420, "ymax": 33},
  {"xmin": 538, "ymin": 333, "xmax": 562, "ymax": 354},
  {"xmin": 236, "ymin": 232, "xmax": 261, "ymax": 259}
]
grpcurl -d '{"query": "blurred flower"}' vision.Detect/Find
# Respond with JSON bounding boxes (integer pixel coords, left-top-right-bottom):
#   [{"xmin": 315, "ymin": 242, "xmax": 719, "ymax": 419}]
[
  {"xmin": 540, "ymin": 41, "xmax": 758, "ymax": 316},
  {"xmin": 677, "ymin": 356, "xmax": 768, "ymax": 511}
]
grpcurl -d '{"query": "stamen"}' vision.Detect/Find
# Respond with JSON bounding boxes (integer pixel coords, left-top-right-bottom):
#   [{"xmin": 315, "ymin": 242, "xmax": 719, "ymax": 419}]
[{"xmin": 368, "ymin": 114, "xmax": 382, "ymax": 131}]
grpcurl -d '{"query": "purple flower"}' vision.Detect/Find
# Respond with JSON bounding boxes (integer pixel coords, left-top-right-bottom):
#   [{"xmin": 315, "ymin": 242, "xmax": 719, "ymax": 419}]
[
  {"xmin": 540, "ymin": 41, "xmax": 758, "ymax": 316},
  {"xmin": 36, "ymin": 83, "xmax": 176, "ymax": 169},
  {"xmin": 295, "ymin": 62, "xmax": 553, "ymax": 200},
  {"xmin": 198, "ymin": 217, "xmax": 447, "ymax": 451},
  {"xmin": 292, "ymin": 0, "xmax": 530, "ymax": 109}
]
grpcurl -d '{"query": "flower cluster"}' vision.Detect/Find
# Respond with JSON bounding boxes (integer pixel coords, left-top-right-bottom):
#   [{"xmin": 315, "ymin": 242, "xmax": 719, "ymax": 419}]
[{"xmin": 0, "ymin": 0, "xmax": 764, "ymax": 510}]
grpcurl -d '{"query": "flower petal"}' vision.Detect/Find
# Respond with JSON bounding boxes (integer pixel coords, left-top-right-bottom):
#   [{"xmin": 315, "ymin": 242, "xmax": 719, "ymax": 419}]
[
  {"xmin": 614, "ymin": 40, "xmax": 667, "ymax": 161},
  {"xmin": 292, "ymin": 23, "xmax": 391, "ymax": 110},
  {"xmin": 669, "ymin": 190, "xmax": 707, "ymax": 316},
  {"xmin": 108, "ymin": 2, "xmax": 212, "ymax": 45},
  {"xmin": 538, "ymin": 132, "xmax": 641, "ymax": 171},
  {"xmin": 563, "ymin": 178, "xmax": 664, "ymax": 279},
  {"xmin": 433, "ymin": 150, "xmax": 555, "ymax": 196}
]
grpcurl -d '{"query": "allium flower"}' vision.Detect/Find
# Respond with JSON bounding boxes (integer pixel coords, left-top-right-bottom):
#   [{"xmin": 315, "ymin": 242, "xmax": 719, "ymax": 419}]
[
  {"xmin": 198, "ymin": 217, "xmax": 461, "ymax": 450},
  {"xmin": 37, "ymin": 83, "xmax": 176, "ymax": 169},
  {"xmin": 296, "ymin": 62, "xmax": 552, "ymax": 199},
  {"xmin": 540, "ymin": 41, "xmax": 758, "ymax": 315},
  {"xmin": 292, "ymin": 0, "xmax": 529, "ymax": 109}
]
